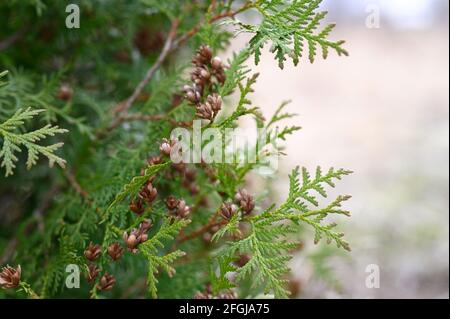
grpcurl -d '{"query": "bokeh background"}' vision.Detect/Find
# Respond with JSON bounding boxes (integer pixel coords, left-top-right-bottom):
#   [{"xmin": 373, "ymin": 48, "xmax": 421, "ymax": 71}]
[{"xmin": 228, "ymin": 0, "xmax": 449, "ymax": 298}]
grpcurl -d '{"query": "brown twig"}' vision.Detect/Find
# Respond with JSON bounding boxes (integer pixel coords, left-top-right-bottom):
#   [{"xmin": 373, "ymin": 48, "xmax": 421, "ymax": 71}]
[
  {"xmin": 64, "ymin": 169, "xmax": 89, "ymax": 200},
  {"xmin": 177, "ymin": 210, "xmax": 226, "ymax": 244},
  {"xmin": 108, "ymin": 20, "xmax": 179, "ymax": 125}
]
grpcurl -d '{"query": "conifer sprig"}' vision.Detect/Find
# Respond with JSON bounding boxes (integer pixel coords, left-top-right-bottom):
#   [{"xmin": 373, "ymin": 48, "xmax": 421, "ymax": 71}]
[
  {"xmin": 139, "ymin": 218, "xmax": 190, "ymax": 298},
  {"xmin": 0, "ymin": 107, "xmax": 68, "ymax": 176},
  {"xmin": 231, "ymin": 0, "xmax": 349, "ymax": 68}
]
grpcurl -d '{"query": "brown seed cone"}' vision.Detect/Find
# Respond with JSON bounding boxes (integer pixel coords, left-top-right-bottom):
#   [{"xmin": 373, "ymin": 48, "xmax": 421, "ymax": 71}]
[
  {"xmin": 57, "ymin": 84, "xmax": 73, "ymax": 101},
  {"xmin": 183, "ymin": 85, "xmax": 202, "ymax": 104},
  {"xmin": 160, "ymin": 138, "xmax": 176, "ymax": 156},
  {"xmin": 175, "ymin": 200, "xmax": 190, "ymax": 218},
  {"xmin": 84, "ymin": 242, "xmax": 101, "ymax": 261},
  {"xmin": 97, "ymin": 272, "xmax": 116, "ymax": 291},
  {"xmin": 220, "ymin": 202, "xmax": 237, "ymax": 221},
  {"xmin": 211, "ymin": 57, "xmax": 223, "ymax": 71},
  {"xmin": 191, "ymin": 66, "xmax": 211, "ymax": 87},
  {"xmin": 214, "ymin": 69, "xmax": 226, "ymax": 85},
  {"xmin": 136, "ymin": 219, "xmax": 152, "ymax": 240},
  {"xmin": 107, "ymin": 242, "xmax": 124, "ymax": 261},
  {"xmin": 192, "ymin": 45, "xmax": 213, "ymax": 67},
  {"xmin": 234, "ymin": 254, "xmax": 251, "ymax": 268},
  {"xmin": 123, "ymin": 231, "xmax": 139, "ymax": 253},
  {"xmin": 0, "ymin": 265, "xmax": 21, "ymax": 289},
  {"xmin": 129, "ymin": 199, "xmax": 145, "ymax": 215},
  {"xmin": 86, "ymin": 264, "xmax": 100, "ymax": 284},
  {"xmin": 206, "ymin": 93, "xmax": 222, "ymax": 114},
  {"xmin": 234, "ymin": 189, "xmax": 255, "ymax": 214},
  {"xmin": 196, "ymin": 102, "xmax": 214, "ymax": 120},
  {"xmin": 165, "ymin": 196, "xmax": 179, "ymax": 211},
  {"xmin": 139, "ymin": 182, "xmax": 157, "ymax": 204}
]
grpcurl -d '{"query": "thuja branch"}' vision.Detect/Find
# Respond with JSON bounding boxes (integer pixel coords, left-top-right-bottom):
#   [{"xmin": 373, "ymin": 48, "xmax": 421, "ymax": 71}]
[
  {"xmin": 105, "ymin": 19, "xmax": 180, "ymax": 132},
  {"xmin": 101, "ymin": 2, "xmax": 255, "ymax": 137}
]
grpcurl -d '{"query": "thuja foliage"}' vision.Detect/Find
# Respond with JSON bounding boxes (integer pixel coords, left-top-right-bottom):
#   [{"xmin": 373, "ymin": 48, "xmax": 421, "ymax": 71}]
[{"xmin": 0, "ymin": 0, "xmax": 351, "ymax": 298}]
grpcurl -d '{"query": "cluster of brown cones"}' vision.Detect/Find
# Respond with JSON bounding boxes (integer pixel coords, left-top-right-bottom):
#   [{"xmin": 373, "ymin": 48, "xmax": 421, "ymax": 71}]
[
  {"xmin": 184, "ymin": 45, "xmax": 226, "ymax": 121},
  {"xmin": 83, "ymin": 218, "xmax": 151, "ymax": 292},
  {"xmin": 220, "ymin": 189, "xmax": 255, "ymax": 221},
  {"xmin": 130, "ymin": 175, "xmax": 158, "ymax": 216},
  {"xmin": 165, "ymin": 195, "xmax": 191, "ymax": 219},
  {"xmin": 123, "ymin": 219, "xmax": 152, "ymax": 253}
]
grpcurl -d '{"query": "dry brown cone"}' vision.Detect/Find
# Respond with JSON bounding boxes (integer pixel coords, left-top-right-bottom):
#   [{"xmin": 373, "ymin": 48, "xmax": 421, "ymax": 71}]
[
  {"xmin": 211, "ymin": 57, "xmax": 226, "ymax": 84},
  {"xmin": 234, "ymin": 254, "xmax": 251, "ymax": 267},
  {"xmin": 97, "ymin": 272, "xmax": 116, "ymax": 291},
  {"xmin": 0, "ymin": 265, "xmax": 21, "ymax": 289},
  {"xmin": 86, "ymin": 264, "xmax": 99, "ymax": 284},
  {"xmin": 206, "ymin": 93, "xmax": 222, "ymax": 114},
  {"xmin": 165, "ymin": 196, "xmax": 179, "ymax": 211},
  {"xmin": 211, "ymin": 56, "xmax": 223, "ymax": 71},
  {"xmin": 191, "ymin": 66, "xmax": 211, "ymax": 87},
  {"xmin": 220, "ymin": 202, "xmax": 237, "ymax": 221},
  {"xmin": 57, "ymin": 84, "xmax": 73, "ymax": 101},
  {"xmin": 136, "ymin": 219, "xmax": 152, "ymax": 239},
  {"xmin": 183, "ymin": 85, "xmax": 202, "ymax": 104},
  {"xmin": 175, "ymin": 200, "xmax": 190, "ymax": 218},
  {"xmin": 160, "ymin": 138, "xmax": 177, "ymax": 156},
  {"xmin": 107, "ymin": 242, "xmax": 124, "ymax": 261},
  {"xmin": 123, "ymin": 231, "xmax": 139, "ymax": 253},
  {"xmin": 123, "ymin": 219, "xmax": 152, "ymax": 253},
  {"xmin": 234, "ymin": 189, "xmax": 255, "ymax": 215},
  {"xmin": 192, "ymin": 45, "xmax": 213, "ymax": 67},
  {"xmin": 139, "ymin": 182, "xmax": 157, "ymax": 204},
  {"xmin": 196, "ymin": 102, "xmax": 214, "ymax": 120},
  {"xmin": 84, "ymin": 242, "xmax": 101, "ymax": 261},
  {"xmin": 129, "ymin": 199, "xmax": 145, "ymax": 216}
]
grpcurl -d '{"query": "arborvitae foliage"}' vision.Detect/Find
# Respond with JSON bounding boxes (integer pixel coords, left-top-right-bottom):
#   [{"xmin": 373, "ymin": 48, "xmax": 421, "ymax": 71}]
[{"xmin": 0, "ymin": 0, "xmax": 351, "ymax": 298}]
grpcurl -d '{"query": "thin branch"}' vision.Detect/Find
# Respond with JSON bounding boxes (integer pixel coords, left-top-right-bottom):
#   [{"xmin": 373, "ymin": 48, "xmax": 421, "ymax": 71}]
[
  {"xmin": 110, "ymin": 19, "xmax": 179, "ymax": 121},
  {"xmin": 64, "ymin": 169, "xmax": 89, "ymax": 200},
  {"xmin": 102, "ymin": 3, "xmax": 253, "ymax": 137},
  {"xmin": 177, "ymin": 210, "xmax": 226, "ymax": 244}
]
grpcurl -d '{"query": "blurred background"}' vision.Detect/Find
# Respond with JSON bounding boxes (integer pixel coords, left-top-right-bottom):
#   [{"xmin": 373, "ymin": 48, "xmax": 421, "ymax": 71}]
[{"xmin": 228, "ymin": 0, "xmax": 449, "ymax": 298}]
